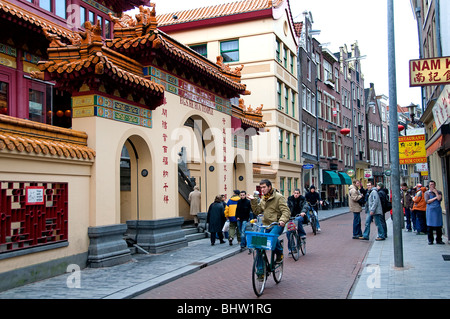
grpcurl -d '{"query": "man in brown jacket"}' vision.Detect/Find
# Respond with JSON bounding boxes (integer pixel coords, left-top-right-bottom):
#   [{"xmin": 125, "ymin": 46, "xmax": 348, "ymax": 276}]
[
  {"xmin": 249, "ymin": 179, "xmax": 290, "ymax": 262},
  {"xmin": 349, "ymin": 180, "xmax": 364, "ymax": 239}
]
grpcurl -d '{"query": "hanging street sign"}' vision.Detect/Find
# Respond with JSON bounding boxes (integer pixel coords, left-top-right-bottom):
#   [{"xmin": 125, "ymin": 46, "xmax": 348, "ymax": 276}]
[
  {"xmin": 409, "ymin": 56, "xmax": 450, "ymax": 87},
  {"xmin": 398, "ymin": 134, "xmax": 427, "ymax": 164}
]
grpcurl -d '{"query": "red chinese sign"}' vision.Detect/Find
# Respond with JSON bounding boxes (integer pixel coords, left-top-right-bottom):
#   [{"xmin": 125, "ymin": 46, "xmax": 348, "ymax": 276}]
[{"xmin": 410, "ymin": 56, "xmax": 450, "ymax": 87}]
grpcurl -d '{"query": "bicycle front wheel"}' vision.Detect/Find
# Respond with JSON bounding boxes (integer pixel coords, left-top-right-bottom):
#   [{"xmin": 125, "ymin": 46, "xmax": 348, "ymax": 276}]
[
  {"xmin": 252, "ymin": 250, "xmax": 267, "ymax": 297},
  {"xmin": 288, "ymin": 232, "xmax": 299, "ymax": 261},
  {"xmin": 273, "ymin": 256, "xmax": 283, "ymax": 283}
]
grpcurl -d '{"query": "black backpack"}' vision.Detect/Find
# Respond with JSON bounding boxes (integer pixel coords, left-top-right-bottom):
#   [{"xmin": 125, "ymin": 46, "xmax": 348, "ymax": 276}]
[{"xmin": 378, "ymin": 189, "xmax": 392, "ymax": 213}]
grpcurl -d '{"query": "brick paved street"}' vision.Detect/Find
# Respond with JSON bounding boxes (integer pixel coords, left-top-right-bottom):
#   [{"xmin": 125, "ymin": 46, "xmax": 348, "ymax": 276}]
[{"xmin": 135, "ymin": 212, "xmax": 376, "ymax": 299}]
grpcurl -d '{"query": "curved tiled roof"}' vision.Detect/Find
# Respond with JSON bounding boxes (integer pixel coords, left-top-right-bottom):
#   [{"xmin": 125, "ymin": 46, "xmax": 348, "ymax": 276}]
[
  {"xmin": 105, "ymin": 30, "xmax": 249, "ymax": 94},
  {"xmin": 157, "ymin": 0, "xmax": 283, "ymax": 26},
  {"xmin": 38, "ymin": 51, "xmax": 164, "ymax": 94},
  {"xmin": 0, "ymin": 115, "xmax": 95, "ymax": 161}
]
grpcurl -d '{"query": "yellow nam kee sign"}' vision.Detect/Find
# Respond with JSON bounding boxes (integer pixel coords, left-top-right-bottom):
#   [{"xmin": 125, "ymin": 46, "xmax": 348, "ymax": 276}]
[{"xmin": 398, "ymin": 134, "xmax": 427, "ymax": 164}]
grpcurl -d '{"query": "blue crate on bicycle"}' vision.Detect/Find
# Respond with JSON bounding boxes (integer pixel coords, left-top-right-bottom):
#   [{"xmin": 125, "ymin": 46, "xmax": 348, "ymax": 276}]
[{"xmin": 246, "ymin": 231, "xmax": 278, "ymax": 250}]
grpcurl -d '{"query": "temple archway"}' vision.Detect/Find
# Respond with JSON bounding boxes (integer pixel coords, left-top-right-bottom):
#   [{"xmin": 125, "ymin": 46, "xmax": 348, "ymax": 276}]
[
  {"xmin": 177, "ymin": 114, "xmax": 217, "ymax": 219},
  {"xmin": 119, "ymin": 134, "xmax": 153, "ymax": 224}
]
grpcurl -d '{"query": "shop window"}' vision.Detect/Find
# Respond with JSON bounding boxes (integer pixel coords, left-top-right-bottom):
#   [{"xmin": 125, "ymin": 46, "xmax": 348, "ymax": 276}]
[{"xmin": 0, "ymin": 81, "xmax": 8, "ymax": 115}]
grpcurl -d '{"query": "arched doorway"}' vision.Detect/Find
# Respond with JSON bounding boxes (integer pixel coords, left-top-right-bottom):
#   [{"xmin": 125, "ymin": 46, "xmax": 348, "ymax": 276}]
[
  {"xmin": 120, "ymin": 135, "xmax": 153, "ymax": 224},
  {"xmin": 177, "ymin": 115, "xmax": 216, "ymax": 218}
]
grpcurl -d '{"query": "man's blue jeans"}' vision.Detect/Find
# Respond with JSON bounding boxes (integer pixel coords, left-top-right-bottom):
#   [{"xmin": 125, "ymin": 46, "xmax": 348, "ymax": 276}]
[
  {"xmin": 362, "ymin": 213, "xmax": 385, "ymax": 239},
  {"xmin": 237, "ymin": 220, "xmax": 248, "ymax": 248},
  {"xmin": 404, "ymin": 208, "xmax": 416, "ymax": 231},
  {"xmin": 267, "ymin": 225, "xmax": 284, "ymax": 257},
  {"xmin": 353, "ymin": 212, "xmax": 362, "ymax": 237}
]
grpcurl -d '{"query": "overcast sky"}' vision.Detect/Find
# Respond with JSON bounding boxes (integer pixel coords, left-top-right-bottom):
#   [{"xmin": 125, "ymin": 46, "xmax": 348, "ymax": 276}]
[{"xmin": 133, "ymin": 0, "xmax": 422, "ymax": 107}]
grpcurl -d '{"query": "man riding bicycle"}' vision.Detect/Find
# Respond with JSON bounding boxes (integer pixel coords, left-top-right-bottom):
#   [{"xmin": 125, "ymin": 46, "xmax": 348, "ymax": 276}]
[
  {"xmin": 287, "ymin": 189, "xmax": 307, "ymax": 244},
  {"xmin": 304, "ymin": 185, "xmax": 322, "ymax": 232},
  {"xmin": 248, "ymin": 179, "xmax": 291, "ymax": 263}
]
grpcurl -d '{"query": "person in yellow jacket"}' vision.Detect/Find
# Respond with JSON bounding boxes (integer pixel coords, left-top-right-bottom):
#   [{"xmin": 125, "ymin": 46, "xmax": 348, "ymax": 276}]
[
  {"xmin": 224, "ymin": 190, "xmax": 241, "ymax": 245},
  {"xmin": 248, "ymin": 179, "xmax": 291, "ymax": 262}
]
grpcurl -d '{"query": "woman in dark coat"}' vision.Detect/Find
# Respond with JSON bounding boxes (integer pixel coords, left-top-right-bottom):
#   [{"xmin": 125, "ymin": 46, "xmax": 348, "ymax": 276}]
[{"xmin": 207, "ymin": 195, "xmax": 226, "ymax": 245}]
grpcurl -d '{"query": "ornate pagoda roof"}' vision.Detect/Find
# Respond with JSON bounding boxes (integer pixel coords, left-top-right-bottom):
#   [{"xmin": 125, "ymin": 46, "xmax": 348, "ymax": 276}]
[
  {"xmin": 33, "ymin": 20, "xmax": 165, "ymax": 109},
  {"xmin": 105, "ymin": 5, "xmax": 250, "ymax": 98}
]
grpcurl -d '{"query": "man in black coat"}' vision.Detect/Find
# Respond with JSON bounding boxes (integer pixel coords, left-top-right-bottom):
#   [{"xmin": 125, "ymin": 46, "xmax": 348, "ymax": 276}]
[
  {"xmin": 207, "ymin": 195, "xmax": 226, "ymax": 245},
  {"xmin": 236, "ymin": 190, "xmax": 252, "ymax": 250},
  {"xmin": 287, "ymin": 189, "xmax": 307, "ymax": 239}
]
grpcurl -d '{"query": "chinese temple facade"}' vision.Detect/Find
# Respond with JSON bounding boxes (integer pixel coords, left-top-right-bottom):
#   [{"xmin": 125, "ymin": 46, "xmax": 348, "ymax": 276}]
[{"xmin": 0, "ymin": 0, "xmax": 265, "ymax": 291}]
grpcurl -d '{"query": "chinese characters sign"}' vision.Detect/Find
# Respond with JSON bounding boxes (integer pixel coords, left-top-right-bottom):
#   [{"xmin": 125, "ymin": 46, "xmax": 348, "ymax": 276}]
[
  {"xmin": 432, "ymin": 85, "xmax": 450, "ymax": 130},
  {"xmin": 398, "ymin": 134, "xmax": 427, "ymax": 164},
  {"xmin": 410, "ymin": 56, "xmax": 450, "ymax": 87}
]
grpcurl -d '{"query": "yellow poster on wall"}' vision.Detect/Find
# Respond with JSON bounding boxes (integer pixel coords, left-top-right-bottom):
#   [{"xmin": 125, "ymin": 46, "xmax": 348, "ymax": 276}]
[{"xmin": 399, "ymin": 134, "xmax": 427, "ymax": 164}]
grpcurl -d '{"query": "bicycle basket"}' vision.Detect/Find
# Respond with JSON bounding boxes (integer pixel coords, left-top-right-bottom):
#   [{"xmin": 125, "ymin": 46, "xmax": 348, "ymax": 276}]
[
  {"xmin": 286, "ymin": 221, "xmax": 297, "ymax": 231},
  {"xmin": 246, "ymin": 231, "xmax": 278, "ymax": 250}
]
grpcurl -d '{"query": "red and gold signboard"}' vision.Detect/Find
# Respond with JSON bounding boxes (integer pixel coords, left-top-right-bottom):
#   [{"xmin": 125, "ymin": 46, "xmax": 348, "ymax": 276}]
[
  {"xmin": 410, "ymin": 56, "xmax": 450, "ymax": 87},
  {"xmin": 399, "ymin": 134, "xmax": 427, "ymax": 164}
]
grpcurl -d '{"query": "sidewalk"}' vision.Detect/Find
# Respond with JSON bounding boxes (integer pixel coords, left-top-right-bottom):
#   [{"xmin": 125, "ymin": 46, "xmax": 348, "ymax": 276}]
[{"xmin": 350, "ymin": 217, "xmax": 450, "ymax": 299}]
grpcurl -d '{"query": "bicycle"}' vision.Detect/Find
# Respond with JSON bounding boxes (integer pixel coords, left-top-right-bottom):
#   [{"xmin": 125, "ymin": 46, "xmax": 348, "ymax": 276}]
[
  {"xmin": 286, "ymin": 215, "xmax": 306, "ymax": 261},
  {"xmin": 246, "ymin": 222, "xmax": 284, "ymax": 297},
  {"xmin": 304, "ymin": 202, "xmax": 319, "ymax": 235}
]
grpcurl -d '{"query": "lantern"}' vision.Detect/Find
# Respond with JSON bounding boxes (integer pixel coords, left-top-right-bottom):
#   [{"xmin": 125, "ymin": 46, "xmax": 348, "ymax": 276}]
[
  {"xmin": 398, "ymin": 125, "xmax": 404, "ymax": 132},
  {"xmin": 340, "ymin": 128, "xmax": 351, "ymax": 135},
  {"xmin": 56, "ymin": 110, "xmax": 64, "ymax": 117}
]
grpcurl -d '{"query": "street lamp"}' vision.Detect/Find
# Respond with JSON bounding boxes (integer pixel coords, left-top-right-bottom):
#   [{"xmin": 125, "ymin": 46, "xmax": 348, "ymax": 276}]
[{"xmin": 407, "ymin": 102, "xmax": 424, "ymax": 127}]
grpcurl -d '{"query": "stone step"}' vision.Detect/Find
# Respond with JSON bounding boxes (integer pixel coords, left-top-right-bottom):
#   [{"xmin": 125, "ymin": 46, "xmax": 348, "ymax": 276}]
[{"xmin": 185, "ymin": 232, "xmax": 206, "ymax": 242}]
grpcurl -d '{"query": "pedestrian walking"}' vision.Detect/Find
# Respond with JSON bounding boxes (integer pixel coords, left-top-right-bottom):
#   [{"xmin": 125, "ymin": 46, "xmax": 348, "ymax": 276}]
[
  {"xmin": 401, "ymin": 183, "xmax": 415, "ymax": 231},
  {"xmin": 425, "ymin": 180, "xmax": 445, "ymax": 245},
  {"xmin": 236, "ymin": 190, "xmax": 252, "ymax": 251},
  {"xmin": 224, "ymin": 190, "xmax": 241, "ymax": 246},
  {"xmin": 206, "ymin": 195, "xmax": 226, "ymax": 245},
  {"xmin": 412, "ymin": 184, "xmax": 427, "ymax": 235},
  {"xmin": 188, "ymin": 186, "xmax": 201, "ymax": 226},
  {"xmin": 248, "ymin": 179, "xmax": 291, "ymax": 263},
  {"xmin": 349, "ymin": 180, "xmax": 364, "ymax": 239}
]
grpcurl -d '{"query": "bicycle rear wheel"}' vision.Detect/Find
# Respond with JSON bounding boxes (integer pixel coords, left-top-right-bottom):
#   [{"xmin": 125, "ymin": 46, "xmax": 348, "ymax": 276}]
[
  {"xmin": 288, "ymin": 232, "xmax": 299, "ymax": 261},
  {"xmin": 252, "ymin": 250, "xmax": 267, "ymax": 297},
  {"xmin": 299, "ymin": 237, "xmax": 306, "ymax": 255}
]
